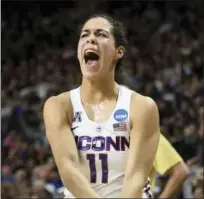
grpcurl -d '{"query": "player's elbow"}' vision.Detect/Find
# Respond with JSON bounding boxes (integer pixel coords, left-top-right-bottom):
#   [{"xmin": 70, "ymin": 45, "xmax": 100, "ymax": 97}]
[
  {"xmin": 179, "ymin": 163, "xmax": 190, "ymax": 181},
  {"xmin": 58, "ymin": 158, "xmax": 79, "ymax": 182},
  {"xmin": 172, "ymin": 161, "xmax": 190, "ymax": 182}
]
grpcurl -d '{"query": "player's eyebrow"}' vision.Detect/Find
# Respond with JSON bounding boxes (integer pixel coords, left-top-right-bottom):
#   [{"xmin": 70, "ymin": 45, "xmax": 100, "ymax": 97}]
[{"xmin": 82, "ymin": 29, "xmax": 109, "ymax": 34}]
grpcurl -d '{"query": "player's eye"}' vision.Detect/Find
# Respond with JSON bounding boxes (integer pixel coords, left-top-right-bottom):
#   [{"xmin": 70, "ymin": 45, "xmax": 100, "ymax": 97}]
[
  {"xmin": 80, "ymin": 34, "xmax": 88, "ymax": 38},
  {"xmin": 98, "ymin": 33, "xmax": 107, "ymax": 37}
]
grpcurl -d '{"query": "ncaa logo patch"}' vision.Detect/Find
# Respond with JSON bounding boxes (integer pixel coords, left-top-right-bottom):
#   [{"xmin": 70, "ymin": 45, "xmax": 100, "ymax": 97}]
[{"xmin": 114, "ymin": 109, "xmax": 128, "ymax": 122}]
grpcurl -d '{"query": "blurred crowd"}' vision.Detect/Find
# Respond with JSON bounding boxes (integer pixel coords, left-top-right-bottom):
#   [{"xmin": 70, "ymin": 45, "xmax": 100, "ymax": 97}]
[{"xmin": 1, "ymin": 1, "xmax": 203, "ymax": 198}]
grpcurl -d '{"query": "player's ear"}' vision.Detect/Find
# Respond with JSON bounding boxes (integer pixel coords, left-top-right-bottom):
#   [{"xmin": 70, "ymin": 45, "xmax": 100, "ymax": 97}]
[{"xmin": 116, "ymin": 46, "xmax": 125, "ymax": 60}]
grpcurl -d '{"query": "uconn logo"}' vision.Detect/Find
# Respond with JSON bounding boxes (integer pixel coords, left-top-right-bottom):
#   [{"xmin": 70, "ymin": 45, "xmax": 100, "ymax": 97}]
[{"xmin": 75, "ymin": 136, "xmax": 129, "ymax": 151}]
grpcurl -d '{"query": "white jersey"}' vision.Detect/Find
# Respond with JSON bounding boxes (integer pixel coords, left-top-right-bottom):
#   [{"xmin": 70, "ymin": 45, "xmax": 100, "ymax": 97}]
[{"xmin": 64, "ymin": 85, "xmax": 152, "ymax": 198}]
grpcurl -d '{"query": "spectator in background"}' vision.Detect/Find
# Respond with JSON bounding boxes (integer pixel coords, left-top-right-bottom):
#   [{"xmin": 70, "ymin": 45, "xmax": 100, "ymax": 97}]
[
  {"xmin": 150, "ymin": 134, "xmax": 189, "ymax": 198},
  {"xmin": 1, "ymin": 1, "xmax": 203, "ymax": 198}
]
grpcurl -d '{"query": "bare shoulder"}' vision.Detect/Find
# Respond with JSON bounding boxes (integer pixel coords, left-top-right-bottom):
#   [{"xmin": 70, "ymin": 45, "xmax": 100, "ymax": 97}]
[
  {"xmin": 43, "ymin": 91, "xmax": 73, "ymax": 124},
  {"xmin": 43, "ymin": 91, "xmax": 70, "ymax": 111},
  {"xmin": 129, "ymin": 91, "xmax": 160, "ymax": 134},
  {"xmin": 131, "ymin": 91, "xmax": 158, "ymax": 111},
  {"xmin": 130, "ymin": 91, "xmax": 159, "ymax": 124}
]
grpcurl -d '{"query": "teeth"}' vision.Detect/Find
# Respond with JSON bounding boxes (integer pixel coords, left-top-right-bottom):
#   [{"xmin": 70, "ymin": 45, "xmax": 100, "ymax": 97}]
[{"xmin": 85, "ymin": 50, "xmax": 98, "ymax": 55}]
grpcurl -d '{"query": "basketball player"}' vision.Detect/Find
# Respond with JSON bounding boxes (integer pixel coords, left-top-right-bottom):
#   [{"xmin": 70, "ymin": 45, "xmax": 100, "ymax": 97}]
[
  {"xmin": 149, "ymin": 134, "xmax": 189, "ymax": 198},
  {"xmin": 43, "ymin": 14, "xmax": 160, "ymax": 198}
]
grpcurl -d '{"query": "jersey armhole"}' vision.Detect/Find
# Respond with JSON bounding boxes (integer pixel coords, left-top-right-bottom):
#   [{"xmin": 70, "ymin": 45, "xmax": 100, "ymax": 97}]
[
  {"xmin": 128, "ymin": 91, "xmax": 134, "ymax": 126},
  {"xmin": 67, "ymin": 91, "xmax": 74, "ymax": 125}
]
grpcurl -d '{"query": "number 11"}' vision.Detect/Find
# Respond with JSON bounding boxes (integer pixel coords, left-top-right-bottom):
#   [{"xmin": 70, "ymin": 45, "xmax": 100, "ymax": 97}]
[{"xmin": 86, "ymin": 153, "xmax": 108, "ymax": 183}]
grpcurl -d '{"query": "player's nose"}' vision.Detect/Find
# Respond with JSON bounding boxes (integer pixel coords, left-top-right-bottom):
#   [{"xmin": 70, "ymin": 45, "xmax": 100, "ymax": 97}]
[{"xmin": 86, "ymin": 34, "xmax": 97, "ymax": 45}]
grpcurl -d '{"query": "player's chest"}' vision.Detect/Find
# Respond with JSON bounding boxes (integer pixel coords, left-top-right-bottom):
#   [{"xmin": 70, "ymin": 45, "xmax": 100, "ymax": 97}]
[
  {"xmin": 71, "ymin": 113, "xmax": 130, "ymax": 183},
  {"xmin": 71, "ymin": 107, "xmax": 131, "ymax": 153},
  {"xmin": 83, "ymin": 102, "xmax": 117, "ymax": 123}
]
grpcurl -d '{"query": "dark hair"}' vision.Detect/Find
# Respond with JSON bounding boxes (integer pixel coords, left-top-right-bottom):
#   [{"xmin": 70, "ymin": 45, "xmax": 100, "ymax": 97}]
[{"xmin": 80, "ymin": 13, "xmax": 128, "ymax": 70}]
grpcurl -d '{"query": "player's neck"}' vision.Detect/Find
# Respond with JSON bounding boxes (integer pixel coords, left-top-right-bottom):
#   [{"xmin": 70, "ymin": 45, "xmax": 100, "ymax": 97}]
[{"xmin": 81, "ymin": 76, "xmax": 117, "ymax": 104}]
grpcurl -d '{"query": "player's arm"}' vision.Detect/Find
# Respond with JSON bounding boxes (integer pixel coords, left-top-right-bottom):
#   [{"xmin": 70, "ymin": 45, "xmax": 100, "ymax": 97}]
[
  {"xmin": 43, "ymin": 96, "xmax": 100, "ymax": 198},
  {"xmin": 155, "ymin": 135, "xmax": 189, "ymax": 198},
  {"xmin": 120, "ymin": 94, "xmax": 160, "ymax": 198},
  {"xmin": 158, "ymin": 161, "xmax": 189, "ymax": 198}
]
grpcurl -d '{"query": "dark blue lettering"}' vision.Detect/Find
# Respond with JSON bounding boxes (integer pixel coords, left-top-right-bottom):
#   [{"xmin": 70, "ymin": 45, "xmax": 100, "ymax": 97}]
[
  {"xmin": 92, "ymin": 136, "xmax": 105, "ymax": 151},
  {"xmin": 106, "ymin": 136, "xmax": 120, "ymax": 151},
  {"xmin": 75, "ymin": 136, "xmax": 130, "ymax": 151},
  {"xmin": 78, "ymin": 136, "xmax": 91, "ymax": 151},
  {"xmin": 86, "ymin": 154, "xmax": 96, "ymax": 183},
  {"xmin": 121, "ymin": 136, "xmax": 129, "ymax": 151},
  {"xmin": 99, "ymin": 154, "xmax": 108, "ymax": 183}
]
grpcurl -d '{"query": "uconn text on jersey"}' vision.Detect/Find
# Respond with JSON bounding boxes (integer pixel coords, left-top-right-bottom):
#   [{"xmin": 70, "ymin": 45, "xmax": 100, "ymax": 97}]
[{"xmin": 75, "ymin": 136, "xmax": 130, "ymax": 151}]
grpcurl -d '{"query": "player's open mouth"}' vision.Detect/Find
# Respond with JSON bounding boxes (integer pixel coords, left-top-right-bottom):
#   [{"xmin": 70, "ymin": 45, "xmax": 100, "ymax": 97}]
[{"xmin": 84, "ymin": 51, "xmax": 100, "ymax": 68}]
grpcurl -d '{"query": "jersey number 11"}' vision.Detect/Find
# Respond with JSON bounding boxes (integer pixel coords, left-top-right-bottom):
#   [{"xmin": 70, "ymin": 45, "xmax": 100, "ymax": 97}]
[{"xmin": 86, "ymin": 153, "xmax": 108, "ymax": 183}]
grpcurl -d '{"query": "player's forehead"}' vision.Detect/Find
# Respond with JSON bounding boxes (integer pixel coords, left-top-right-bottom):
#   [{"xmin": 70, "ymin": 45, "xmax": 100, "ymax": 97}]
[{"xmin": 81, "ymin": 17, "xmax": 113, "ymax": 34}]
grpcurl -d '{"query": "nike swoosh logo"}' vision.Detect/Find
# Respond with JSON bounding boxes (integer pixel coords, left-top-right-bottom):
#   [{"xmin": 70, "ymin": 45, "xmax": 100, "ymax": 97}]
[{"xmin": 71, "ymin": 126, "xmax": 79, "ymax": 131}]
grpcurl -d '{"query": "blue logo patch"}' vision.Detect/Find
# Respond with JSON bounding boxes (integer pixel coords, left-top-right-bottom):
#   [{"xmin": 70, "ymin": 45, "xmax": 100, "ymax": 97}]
[{"xmin": 114, "ymin": 109, "xmax": 128, "ymax": 122}]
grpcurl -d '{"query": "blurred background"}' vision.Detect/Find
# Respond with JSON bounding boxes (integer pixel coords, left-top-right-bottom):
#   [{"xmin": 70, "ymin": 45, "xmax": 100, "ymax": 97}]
[{"xmin": 1, "ymin": 0, "xmax": 203, "ymax": 198}]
